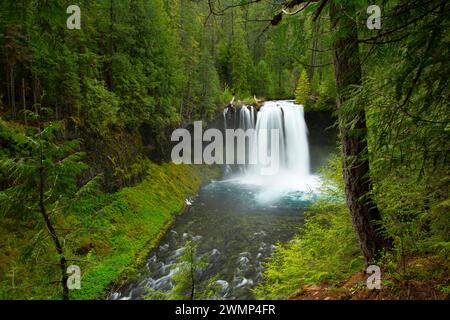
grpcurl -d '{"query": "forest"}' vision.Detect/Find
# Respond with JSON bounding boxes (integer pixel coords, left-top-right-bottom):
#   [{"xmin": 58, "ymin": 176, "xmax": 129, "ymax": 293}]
[{"xmin": 0, "ymin": 0, "xmax": 448, "ymax": 301}]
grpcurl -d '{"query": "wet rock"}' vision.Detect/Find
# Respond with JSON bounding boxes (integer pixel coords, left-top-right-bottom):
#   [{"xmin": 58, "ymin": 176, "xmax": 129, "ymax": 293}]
[
  {"xmin": 159, "ymin": 243, "xmax": 169, "ymax": 251},
  {"xmin": 234, "ymin": 277, "xmax": 254, "ymax": 288},
  {"xmin": 109, "ymin": 292, "xmax": 120, "ymax": 300},
  {"xmin": 215, "ymin": 280, "xmax": 230, "ymax": 297}
]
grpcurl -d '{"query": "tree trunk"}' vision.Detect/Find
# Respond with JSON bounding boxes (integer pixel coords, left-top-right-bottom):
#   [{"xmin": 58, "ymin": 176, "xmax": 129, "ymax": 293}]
[
  {"xmin": 10, "ymin": 64, "xmax": 16, "ymax": 119},
  {"xmin": 309, "ymin": 20, "xmax": 320, "ymax": 83},
  {"xmin": 329, "ymin": 3, "xmax": 389, "ymax": 265},
  {"xmin": 107, "ymin": 0, "xmax": 114, "ymax": 91},
  {"xmin": 32, "ymin": 71, "xmax": 39, "ymax": 115},
  {"xmin": 231, "ymin": 0, "xmax": 234, "ymax": 38},
  {"xmin": 38, "ymin": 120, "xmax": 69, "ymax": 300},
  {"xmin": 55, "ymin": 98, "xmax": 59, "ymax": 120},
  {"xmin": 6, "ymin": 64, "xmax": 11, "ymax": 110},
  {"xmin": 22, "ymin": 78, "xmax": 27, "ymax": 124}
]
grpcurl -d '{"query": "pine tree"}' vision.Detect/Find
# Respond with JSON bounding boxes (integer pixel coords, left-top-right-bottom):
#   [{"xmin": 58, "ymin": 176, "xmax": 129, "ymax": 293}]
[
  {"xmin": 229, "ymin": 28, "xmax": 253, "ymax": 97},
  {"xmin": 195, "ymin": 48, "xmax": 221, "ymax": 122},
  {"xmin": 295, "ymin": 69, "xmax": 311, "ymax": 106},
  {"xmin": 0, "ymin": 116, "xmax": 93, "ymax": 299},
  {"xmin": 254, "ymin": 59, "xmax": 275, "ymax": 98}
]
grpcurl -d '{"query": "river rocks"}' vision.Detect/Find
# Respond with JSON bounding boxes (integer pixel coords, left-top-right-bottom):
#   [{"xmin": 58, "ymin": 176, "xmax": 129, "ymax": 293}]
[
  {"xmin": 213, "ymin": 280, "xmax": 230, "ymax": 298},
  {"xmin": 235, "ymin": 277, "xmax": 254, "ymax": 288},
  {"xmin": 159, "ymin": 243, "xmax": 169, "ymax": 251},
  {"xmin": 168, "ymin": 247, "xmax": 185, "ymax": 261},
  {"xmin": 209, "ymin": 249, "xmax": 221, "ymax": 262}
]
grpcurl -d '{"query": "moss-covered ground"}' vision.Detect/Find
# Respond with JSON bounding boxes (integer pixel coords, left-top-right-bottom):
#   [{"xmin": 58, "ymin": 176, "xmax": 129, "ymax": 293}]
[{"xmin": 0, "ymin": 161, "xmax": 220, "ymax": 299}]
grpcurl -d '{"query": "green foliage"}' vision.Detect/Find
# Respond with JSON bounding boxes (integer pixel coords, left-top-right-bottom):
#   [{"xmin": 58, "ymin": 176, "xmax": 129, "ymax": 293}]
[
  {"xmin": 145, "ymin": 240, "xmax": 221, "ymax": 301},
  {"xmin": 295, "ymin": 69, "xmax": 311, "ymax": 107},
  {"xmin": 315, "ymin": 76, "xmax": 337, "ymax": 111},
  {"xmin": 0, "ymin": 157, "xmax": 216, "ymax": 299},
  {"xmin": 0, "ymin": 119, "xmax": 87, "ymax": 218},
  {"xmin": 168, "ymin": 241, "xmax": 208, "ymax": 300},
  {"xmin": 253, "ymin": 60, "xmax": 275, "ymax": 99},
  {"xmin": 0, "ymin": 118, "xmax": 219, "ymax": 299},
  {"xmin": 1, "ymin": 0, "xmax": 449, "ymax": 301},
  {"xmin": 83, "ymin": 79, "xmax": 119, "ymax": 137},
  {"xmin": 193, "ymin": 48, "xmax": 223, "ymax": 123},
  {"xmin": 0, "ymin": 0, "xmax": 314, "ymax": 140},
  {"xmin": 0, "ymin": 117, "xmax": 92, "ymax": 299},
  {"xmin": 229, "ymin": 28, "xmax": 253, "ymax": 97},
  {"xmin": 254, "ymin": 156, "xmax": 363, "ymax": 299},
  {"xmin": 359, "ymin": 2, "xmax": 450, "ymax": 272},
  {"xmin": 83, "ymin": 126, "xmax": 148, "ymax": 191}
]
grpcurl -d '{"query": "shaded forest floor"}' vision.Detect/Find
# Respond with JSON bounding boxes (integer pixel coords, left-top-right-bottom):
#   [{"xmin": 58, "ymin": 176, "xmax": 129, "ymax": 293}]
[{"xmin": 289, "ymin": 256, "xmax": 449, "ymax": 300}]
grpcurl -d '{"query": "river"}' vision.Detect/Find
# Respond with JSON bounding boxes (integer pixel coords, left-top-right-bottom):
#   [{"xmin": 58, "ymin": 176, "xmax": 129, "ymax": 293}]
[{"xmin": 109, "ymin": 101, "xmax": 336, "ymax": 300}]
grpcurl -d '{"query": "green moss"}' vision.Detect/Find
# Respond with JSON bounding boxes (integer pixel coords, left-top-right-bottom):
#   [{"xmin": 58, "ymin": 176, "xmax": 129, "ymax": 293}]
[
  {"xmin": 0, "ymin": 161, "xmax": 220, "ymax": 300},
  {"xmin": 70, "ymin": 162, "xmax": 218, "ymax": 299}
]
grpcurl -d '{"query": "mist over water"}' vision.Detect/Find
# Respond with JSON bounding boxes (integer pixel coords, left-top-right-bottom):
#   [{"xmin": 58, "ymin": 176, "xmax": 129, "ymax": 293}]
[{"xmin": 226, "ymin": 100, "xmax": 320, "ymax": 204}]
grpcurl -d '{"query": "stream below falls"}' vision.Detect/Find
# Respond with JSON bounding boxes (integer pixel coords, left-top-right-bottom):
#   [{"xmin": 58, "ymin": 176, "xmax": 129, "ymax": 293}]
[{"xmin": 109, "ymin": 101, "xmax": 336, "ymax": 300}]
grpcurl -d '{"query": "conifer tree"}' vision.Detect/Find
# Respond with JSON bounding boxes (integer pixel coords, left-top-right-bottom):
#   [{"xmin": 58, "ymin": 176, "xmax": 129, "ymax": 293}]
[{"xmin": 295, "ymin": 69, "xmax": 311, "ymax": 106}]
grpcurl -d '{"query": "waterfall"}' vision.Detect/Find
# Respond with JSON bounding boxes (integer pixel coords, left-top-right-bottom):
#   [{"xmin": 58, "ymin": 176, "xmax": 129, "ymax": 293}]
[
  {"xmin": 278, "ymin": 101, "xmax": 310, "ymax": 177},
  {"xmin": 223, "ymin": 100, "xmax": 317, "ymax": 202},
  {"xmin": 224, "ymin": 100, "xmax": 310, "ymax": 177},
  {"xmin": 239, "ymin": 105, "xmax": 254, "ymax": 130}
]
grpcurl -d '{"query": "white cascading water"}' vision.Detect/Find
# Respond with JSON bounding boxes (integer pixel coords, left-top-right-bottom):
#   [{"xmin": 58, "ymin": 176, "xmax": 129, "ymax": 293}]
[
  {"xmin": 239, "ymin": 105, "xmax": 254, "ymax": 130},
  {"xmin": 225, "ymin": 100, "xmax": 319, "ymax": 203},
  {"xmin": 278, "ymin": 101, "xmax": 310, "ymax": 176}
]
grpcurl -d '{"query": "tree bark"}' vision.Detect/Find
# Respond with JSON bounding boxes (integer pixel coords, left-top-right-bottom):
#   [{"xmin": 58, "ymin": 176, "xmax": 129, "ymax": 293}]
[
  {"xmin": 32, "ymin": 71, "xmax": 38, "ymax": 115},
  {"xmin": 329, "ymin": 2, "xmax": 389, "ymax": 265},
  {"xmin": 22, "ymin": 78, "xmax": 27, "ymax": 124},
  {"xmin": 107, "ymin": 0, "xmax": 114, "ymax": 91},
  {"xmin": 309, "ymin": 19, "xmax": 320, "ymax": 83},
  {"xmin": 10, "ymin": 64, "xmax": 16, "ymax": 119},
  {"xmin": 55, "ymin": 98, "xmax": 59, "ymax": 120},
  {"xmin": 6, "ymin": 64, "xmax": 11, "ymax": 110}
]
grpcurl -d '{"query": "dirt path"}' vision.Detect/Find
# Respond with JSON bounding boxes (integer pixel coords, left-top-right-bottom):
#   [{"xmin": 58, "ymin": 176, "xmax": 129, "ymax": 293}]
[{"xmin": 289, "ymin": 271, "xmax": 449, "ymax": 300}]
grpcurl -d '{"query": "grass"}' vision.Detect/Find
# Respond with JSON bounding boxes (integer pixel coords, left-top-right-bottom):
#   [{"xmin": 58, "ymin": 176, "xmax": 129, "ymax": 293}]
[{"xmin": 0, "ymin": 161, "xmax": 220, "ymax": 300}]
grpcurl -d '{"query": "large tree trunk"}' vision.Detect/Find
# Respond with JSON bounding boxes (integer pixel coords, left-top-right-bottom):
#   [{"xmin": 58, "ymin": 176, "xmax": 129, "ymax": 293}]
[{"xmin": 330, "ymin": 3, "xmax": 389, "ymax": 265}]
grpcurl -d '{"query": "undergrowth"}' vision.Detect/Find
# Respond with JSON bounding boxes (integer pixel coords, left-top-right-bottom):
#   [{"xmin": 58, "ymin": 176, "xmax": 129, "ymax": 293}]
[
  {"xmin": 254, "ymin": 155, "xmax": 363, "ymax": 299},
  {"xmin": 0, "ymin": 161, "xmax": 219, "ymax": 299}
]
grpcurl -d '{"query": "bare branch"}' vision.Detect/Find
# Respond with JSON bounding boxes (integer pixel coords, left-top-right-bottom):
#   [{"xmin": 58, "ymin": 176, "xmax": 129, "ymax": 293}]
[{"xmin": 282, "ymin": 1, "xmax": 313, "ymax": 15}]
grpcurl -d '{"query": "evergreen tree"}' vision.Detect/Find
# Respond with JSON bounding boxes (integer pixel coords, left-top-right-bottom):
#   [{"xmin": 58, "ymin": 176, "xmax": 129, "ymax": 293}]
[
  {"xmin": 195, "ymin": 48, "xmax": 221, "ymax": 122},
  {"xmin": 0, "ymin": 116, "xmax": 93, "ymax": 299},
  {"xmin": 295, "ymin": 69, "xmax": 311, "ymax": 106},
  {"xmin": 253, "ymin": 60, "xmax": 275, "ymax": 98},
  {"xmin": 229, "ymin": 28, "xmax": 253, "ymax": 97}
]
